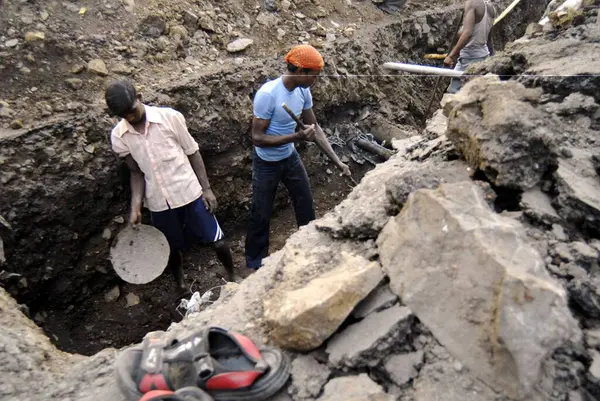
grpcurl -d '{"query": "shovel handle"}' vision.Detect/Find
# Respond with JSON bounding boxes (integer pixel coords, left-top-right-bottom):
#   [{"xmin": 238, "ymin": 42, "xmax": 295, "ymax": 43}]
[{"xmin": 281, "ymin": 103, "xmax": 306, "ymax": 130}]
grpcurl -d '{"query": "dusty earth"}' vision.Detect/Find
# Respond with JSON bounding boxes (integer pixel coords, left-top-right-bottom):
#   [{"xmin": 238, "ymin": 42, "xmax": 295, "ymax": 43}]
[
  {"xmin": 0, "ymin": 0, "xmax": 553, "ymax": 371},
  {"xmin": 2, "ymin": 0, "xmax": 600, "ymax": 400}
]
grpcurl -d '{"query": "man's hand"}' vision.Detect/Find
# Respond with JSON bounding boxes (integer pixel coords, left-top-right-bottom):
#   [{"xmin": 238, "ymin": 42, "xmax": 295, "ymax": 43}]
[
  {"xmin": 297, "ymin": 124, "xmax": 316, "ymax": 142},
  {"xmin": 130, "ymin": 206, "xmax": 142, "ymax": 229},
  {"xmin": 337, "ymin": 162, "xmax": 351, "ymax": 176},
  {"xmin": 202, "ymin": 188, "xmax": 218, "ymax": 213},
  {"xmin": 444, "ymin": 55, "xmax": 456, "ymax": 68}
]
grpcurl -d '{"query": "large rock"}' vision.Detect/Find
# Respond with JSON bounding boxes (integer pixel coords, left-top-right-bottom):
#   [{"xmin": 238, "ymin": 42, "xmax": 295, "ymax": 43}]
[
  {"xmin": 445, "ymin": 76, "xmax": 557, "ymax": 190},
  {"xmin": 316, "ymin": 374, "xmax": 393, "ymax": 401},
  {"xmin": 377, "ymin": 181, "xmax": 580, "ymax": 399},
  {"xmin": 554, "ymin": 148, "xmax": 600, "ymax": 235},
  {"xmin": 326, "ymin": 304, "xmax": 413, "ymax": 368},
  {"xmin": 263, "ymin": 251, "xmax": 383, "ymax": 351},
  {"xmin": 316, "ymin": 157, "xmax": 470, "ymax": 239}
]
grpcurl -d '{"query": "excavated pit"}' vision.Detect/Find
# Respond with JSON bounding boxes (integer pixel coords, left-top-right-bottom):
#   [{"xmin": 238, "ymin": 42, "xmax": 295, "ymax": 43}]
[{"xmin": 0, "ymin": 0, "xmax": 550, "ymax": 356}]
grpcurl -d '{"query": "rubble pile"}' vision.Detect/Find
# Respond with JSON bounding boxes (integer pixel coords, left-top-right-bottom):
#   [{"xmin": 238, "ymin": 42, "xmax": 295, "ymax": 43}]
[{"xmin": 4, "ymin": 0, "xmax": 600, "ymax": 401}]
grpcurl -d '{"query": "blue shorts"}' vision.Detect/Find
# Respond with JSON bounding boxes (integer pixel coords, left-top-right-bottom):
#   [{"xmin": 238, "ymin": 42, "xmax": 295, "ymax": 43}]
[{"xmin": 150, "ymin": 196, "xmax": 224, "ymax": 252}]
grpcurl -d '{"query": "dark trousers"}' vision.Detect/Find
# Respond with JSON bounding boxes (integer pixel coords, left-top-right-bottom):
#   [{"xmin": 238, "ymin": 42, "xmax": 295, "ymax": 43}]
[{"xmin": 245, "ymin": 150, "xmax": 315, "ymax": 268}]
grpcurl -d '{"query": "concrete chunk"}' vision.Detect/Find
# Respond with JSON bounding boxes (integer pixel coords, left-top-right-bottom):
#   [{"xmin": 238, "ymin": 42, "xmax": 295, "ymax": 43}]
[
  {"xmin": 326, "ymin": 304, "xmax": 413, "ymax": 368},
  {"xmin": 263, "ymin": 252, "xmax": 383, "ymax": 352}
]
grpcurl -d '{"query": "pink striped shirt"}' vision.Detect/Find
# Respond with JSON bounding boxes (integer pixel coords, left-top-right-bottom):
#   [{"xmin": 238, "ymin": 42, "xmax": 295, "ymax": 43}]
[{"xmin": 110, "ymin": 105, "xmax": 203, "ymax": 212}]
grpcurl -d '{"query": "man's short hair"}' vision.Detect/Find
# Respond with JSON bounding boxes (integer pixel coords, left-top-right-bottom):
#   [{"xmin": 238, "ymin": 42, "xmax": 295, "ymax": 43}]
[{"xmin": 105, "ymin": 80, "xmax": 137, "ymax": 117}]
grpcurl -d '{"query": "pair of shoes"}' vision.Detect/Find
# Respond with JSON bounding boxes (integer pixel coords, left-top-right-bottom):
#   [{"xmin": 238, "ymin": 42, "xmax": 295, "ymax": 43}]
[{"xmin": 115, "ymin": 327, "xmax": 290, "ymax": 401}]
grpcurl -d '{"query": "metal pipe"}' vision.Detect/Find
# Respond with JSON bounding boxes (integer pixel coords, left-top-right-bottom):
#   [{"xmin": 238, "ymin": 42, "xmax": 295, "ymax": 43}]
[{"xmin": 382, "ymin": 62, "xmax": 464, "ymax": 77}]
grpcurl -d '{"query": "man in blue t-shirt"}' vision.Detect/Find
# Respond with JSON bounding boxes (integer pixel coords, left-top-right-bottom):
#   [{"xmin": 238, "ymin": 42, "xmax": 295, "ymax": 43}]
[{"xmin": 245, "ymin": 45, "xmax": 351, "ymax": 270}]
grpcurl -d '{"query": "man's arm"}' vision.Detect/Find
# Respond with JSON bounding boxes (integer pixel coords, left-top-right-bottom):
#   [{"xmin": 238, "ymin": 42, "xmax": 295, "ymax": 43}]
[
  {"xmin": 124, "ymin": 155, "xmax": 145, "ymax": 226},
  {"xmin": 445, "ymin": 0, "xmax": 476, "ymax": 66},
  {"xmin": 487, "ymin": 26, "xmax": 494, "ymax": 56},
  {"xmin": 187, "ymin": 151, "xmax": 218, "ymax": 213},
  {"xmin": 301, "ymin": 109, "xmax": 351, "ymax": 176},
  {"xmin": 251, "ymin": 117, "xmax": 314, "ymax": 147}
]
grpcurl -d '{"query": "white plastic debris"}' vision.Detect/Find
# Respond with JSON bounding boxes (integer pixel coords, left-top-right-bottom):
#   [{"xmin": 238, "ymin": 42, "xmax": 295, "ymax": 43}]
[{"xmin": 177, "ymin": 290, "xmax": 213, "ymax": 317}]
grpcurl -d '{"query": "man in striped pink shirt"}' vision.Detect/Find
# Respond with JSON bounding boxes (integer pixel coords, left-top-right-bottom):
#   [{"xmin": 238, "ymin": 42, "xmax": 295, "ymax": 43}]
[{"xmin": 106, "ymin": 80, "xmax": 235, "ymax": 294}]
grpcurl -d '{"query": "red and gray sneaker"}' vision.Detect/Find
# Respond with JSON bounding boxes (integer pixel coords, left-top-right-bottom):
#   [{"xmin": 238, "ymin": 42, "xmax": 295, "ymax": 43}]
[{"xmin": 115, "ymin": 327, "xmax": 290, "ymax": 401}]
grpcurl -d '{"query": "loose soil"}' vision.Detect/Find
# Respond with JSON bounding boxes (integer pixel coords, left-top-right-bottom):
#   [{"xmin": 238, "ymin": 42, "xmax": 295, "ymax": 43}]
[{"xmin": 39, "ymin": 155, "xmax": 373, "ymax": 356}]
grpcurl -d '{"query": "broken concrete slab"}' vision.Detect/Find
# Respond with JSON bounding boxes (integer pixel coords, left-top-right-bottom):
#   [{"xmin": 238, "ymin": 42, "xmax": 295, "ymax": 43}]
[
  {"xmin": 384, "ymin": 350, "xmax": 424, "ymax": 386},
  {"xmin": 263, "ymin": 251, "xmax": 383, "ymax": 352},
  {"xmin": 446, "ymin": 75, "xmax": 558, "ymax": 190},
  {"xmin": 352, "ymin": 283, "xmax": 398, "ymax": 319},
  {"xmin": 326, "ymin": 304, "xmax": 413, "ymax": 368},
  {"xmin": 288, "ymin": 355, "xmax": 331, "ymax": 400},
  {"xmin": 316, "ymin": 374, "xmax": 394, "ymax": 401},
  {"xmin": 413, "ymin": 360, "xmax": 498, "ymax": 401},
  {"xmin": 554, "ymin": 148, "xmax": 600, "ymax": 235},
  {"xmin": 377, "ymin": 181, "xmax": 580, "ymax": 399}
]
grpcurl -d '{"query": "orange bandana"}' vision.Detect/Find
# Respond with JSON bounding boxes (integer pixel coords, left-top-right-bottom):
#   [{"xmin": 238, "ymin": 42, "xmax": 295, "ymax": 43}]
[{"xmin": 284, "ymin": 45, "xmax": 324, "ymax": 70}]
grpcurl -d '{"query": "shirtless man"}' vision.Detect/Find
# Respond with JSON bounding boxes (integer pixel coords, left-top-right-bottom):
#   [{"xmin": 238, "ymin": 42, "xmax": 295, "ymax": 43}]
[{"xmin": 444, "ymin": 0, "xmax": 497, "ymax": 93}]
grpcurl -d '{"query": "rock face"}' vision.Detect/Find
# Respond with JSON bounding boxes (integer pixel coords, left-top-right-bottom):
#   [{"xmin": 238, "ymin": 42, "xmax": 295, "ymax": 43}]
[
  {"xmin": 377, "ymin": 181, "xmax": 580, "ymax": 399},
  {"xmin": 446, "ymin": 76, "xmax": 557, "ymax": 190},
  {"xmin": 263, "ymin": 250, "xmax": 383, "ymax": 351}
]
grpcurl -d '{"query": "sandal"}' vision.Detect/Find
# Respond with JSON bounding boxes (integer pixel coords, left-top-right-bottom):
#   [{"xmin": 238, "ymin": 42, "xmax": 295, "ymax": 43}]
[{"xmin": 115, "ymin": 327, "xmax": 290, "ymax": 401}]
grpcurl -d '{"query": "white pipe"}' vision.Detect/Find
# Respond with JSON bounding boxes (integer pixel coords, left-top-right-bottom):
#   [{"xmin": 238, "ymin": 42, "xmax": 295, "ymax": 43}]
[{"xmin": 382, "ymin": 62, "xmax": 464, "ymax": 77}]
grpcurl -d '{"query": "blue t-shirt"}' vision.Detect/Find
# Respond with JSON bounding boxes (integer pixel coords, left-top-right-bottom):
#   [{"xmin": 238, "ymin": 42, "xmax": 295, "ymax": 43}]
[{"xmin": 253, "ymin": 77, "xmax": 313, "ymax": 161}]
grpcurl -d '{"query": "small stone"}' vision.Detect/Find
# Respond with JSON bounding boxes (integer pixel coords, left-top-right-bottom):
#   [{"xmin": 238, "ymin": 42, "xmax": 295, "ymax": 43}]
[
  {"xmin": 105, "ymin": 286, "xmax": 120, "ymax": 302},
  {"xmin": 5, "ymin": 39, "xmax": 19, "ymax": 47},
  {"xmin": 18, "ymin": 278, "xmax": 28, "ymax": 288},
  {"xmin": 126, "ymin": 293, "xmax": 141, "ymax": 307},
  {"xmin": 25, "ymin": 31, "xmax": 45, "ymax": 42},
  {"xmin": 10, "ymin": 119, "xmax": 23, "ymax": 129},
  {"xmin": 65, "ymin": 78, "xmax": 83, "ymax": 90},
  {"xmin": 525, "ymin": 23, "xmax": 543, "ymax": 36},
  {"xmin": 114, "ymin": 216, "xmax": 125, "ymax": 224},
  {"xmin": 122, "ymin": 0, "xmax": 135, "ymax": 13},
  {"xmin": 41, "ymin": 10, "xmax": 49, "ymax": 21},
  {"xmin": 295, "ymin": 12, "xmax": 306, "ymax": 19},
  {"xmin": 25, "ymin": 54, "xmax": 36, "ymax": 63},
  {"xmin": 552, "ymin": 224, "xmax": 568, "ymax": 241},
  {"xmin": 226, "ymin": 38, "xmax": 254, "ymax": 53},
  {"xmin": 84, "ymin": 144, "xmax": 96, "ymax": 154},
  {"xmin": 112, "ymin": 64, "xmax": 133, "ymax": 75},
  {"xmin": 281, "ymin": 0, "xmax": 291, "ymax": 11},
  {"xmin": 317, "ymin": 374, "xmax": 393, "ymax": 401},
  {"xmin": 102, "ymin": 228, "xmax": 112, "ymax": 240},
  {"xmin": 277, "ymin": 28, "xmax": 286, "ymax": 40},
  {"xmin": 289, "ymin": 355, "xmax": 331, "ymax": 399},
  {"xmin": 590, "ymin": 350, "xmax": 600, "ymax": 379},
  {"xmin": 585, "ymin": 329, "xmax": 600, "ymax": 349},
  {"xmin": 87, "ymin": 59, "xmax": 109, "ymax": 76},
  {"xmin": 0, "ymin": 104, "xmax": 14, "ymax": 118},
  {"xmin": 384, "ymin": 351, "xmax": 424, "ymax": 386},
  {"xmin": 71, "ymin": 64, "xmax": 85, "ymax": 74}
]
